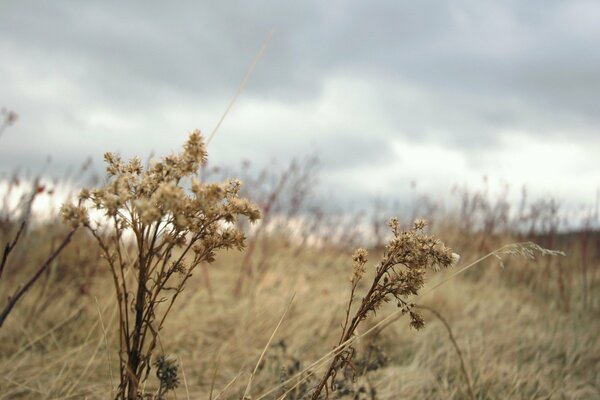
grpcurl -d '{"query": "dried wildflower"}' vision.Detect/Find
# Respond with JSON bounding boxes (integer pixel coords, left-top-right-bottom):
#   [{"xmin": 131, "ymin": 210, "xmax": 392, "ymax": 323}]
[
  {"xmin": 311, "ymin": 219, "xmax": 454, "ymax": 399},
  {"xmin": 78, "ymin": 188, "xmax": 91, "ymax": 201},
  {"xmin": 154, "ymin": 355, "xmax": 180, "ymax": 396},
  {"xmin": 408, "ymin": 310, "xmax": 425, "ymax": 330},
  {"xmin": 493, "ymin": 242, "xmax": 565, "ymax": 268},
  {"xmin": 351, "ymin": 248, "xmax": 368, "ymax": 284},
  {"xmin": 61, "ymin": 130, "xmax": 260, "ymax": 398},
  {"xmin": 60, "ymin": 204, "xmax": 89, "ymax": 229}
]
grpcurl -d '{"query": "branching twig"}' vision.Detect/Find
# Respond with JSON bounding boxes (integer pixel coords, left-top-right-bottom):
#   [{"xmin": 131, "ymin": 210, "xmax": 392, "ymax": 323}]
[
  {"xmin": 61, "ymin": 132, "xmax": 260, "ymax": 398},
  {"xmin": 0, "ymin": 228, "xmax": 77, "ymax": 328},
  {"xmin": 0, "ymin": 221, "xmax": 26, "ymax": 280},
  {"xmin": 310, "ymin": 219, "xmax": 455, "ymax": 399}
]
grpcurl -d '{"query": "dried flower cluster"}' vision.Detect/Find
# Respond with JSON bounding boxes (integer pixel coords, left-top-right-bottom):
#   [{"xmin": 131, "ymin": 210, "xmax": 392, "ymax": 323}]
[
  {"xmin": 154, "ymin": 355, "xmax": 179, "ymax": 398},
  {"xmin": 61, "ymin": 130, "xmax": 260, "ymax": 399},
  {"xmin": 349, "ymin": 218, "xmax": 454, "ymax": 330},
  {"xmin": 311, "ymin": 218, "xmax": 455, "ymax": 399}
]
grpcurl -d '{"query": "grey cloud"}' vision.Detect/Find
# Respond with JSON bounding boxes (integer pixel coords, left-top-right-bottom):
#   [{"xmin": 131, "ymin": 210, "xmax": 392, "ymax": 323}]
[
  {"xmin": 1, "ymin": 0, "xmax": 599, "ymax": 191},
  {"xmin": 3, "ymin": 1, "xmax": 598, "ymax": 111}
]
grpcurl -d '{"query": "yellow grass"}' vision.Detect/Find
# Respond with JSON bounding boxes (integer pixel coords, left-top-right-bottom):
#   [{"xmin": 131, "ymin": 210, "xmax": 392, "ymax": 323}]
[{"xmin": 0, "ymin": 224, "xmax": 598, "ymax": 399}]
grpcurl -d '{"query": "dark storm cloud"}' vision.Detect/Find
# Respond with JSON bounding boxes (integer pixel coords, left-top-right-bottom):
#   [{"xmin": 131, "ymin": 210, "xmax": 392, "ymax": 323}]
[{"xmin": 0, "ymin": 0, "xmax": 599, "ymax": 182}]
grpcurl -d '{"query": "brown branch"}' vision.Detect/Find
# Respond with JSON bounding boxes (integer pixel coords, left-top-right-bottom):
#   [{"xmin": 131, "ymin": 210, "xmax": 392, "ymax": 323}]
[
  {"xmin": 0, "ymin": 221, "xmax": 26, "ymax": 280},
  {"xmin": 0, "ymin": 228, "xmax": 77, "ymax": 328}
]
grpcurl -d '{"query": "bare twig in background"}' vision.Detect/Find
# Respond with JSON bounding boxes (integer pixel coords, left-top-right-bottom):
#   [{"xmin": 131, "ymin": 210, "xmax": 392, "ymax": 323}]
[
  {"xmin": 233, "ymin": 161, "xmax": 291, "ymax": 297},
  {"xmin": 0, "ymin": 228, "xmax": 77, "ymax": 328},
  {"xmin": 0, "ymin": 221, "xmax": 26, "ymax": 280}
]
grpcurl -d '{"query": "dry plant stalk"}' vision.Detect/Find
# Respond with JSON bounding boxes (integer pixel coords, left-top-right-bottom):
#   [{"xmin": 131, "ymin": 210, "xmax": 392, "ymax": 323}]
[
  {"xmin": 311, "ymin": 218, "xmax": 455, "ymax": 399},
  {"xmin": 417, "ymin": 305, "xmax": 475, "ymax": 400},
  {"xmin": 61, "ymin": 130, "xmax": 260, "ymax": 399},
  {"xmin": 257, "ymin": 241, "xmax": 564, "ymax": 400},
  {"xmin": 0, "ymin": 222, "xmax": 77, "ymax": 328}
]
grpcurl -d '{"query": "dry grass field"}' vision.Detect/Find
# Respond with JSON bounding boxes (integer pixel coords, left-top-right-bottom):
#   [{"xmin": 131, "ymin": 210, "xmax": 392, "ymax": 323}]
[{"xmin": 0, "ymin": 131, "xmax": 598, "ymax": 399}]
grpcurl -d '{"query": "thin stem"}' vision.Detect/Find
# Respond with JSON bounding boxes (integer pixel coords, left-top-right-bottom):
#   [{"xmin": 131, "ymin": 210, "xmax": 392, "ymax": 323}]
[
  {"xmin": 0, "ymin": 221, "xmax": 26, "ymax": 280},
  {"xmin": 0, "ymin": 229, "xmax": 77, "ymax": 328},
  {"xmin": 256, "ymin": 244, "xmax": 523, "ymax": 400},
  {"xmin": 417, "ymin": 305, "xmax": 475, "ymax": 400}
]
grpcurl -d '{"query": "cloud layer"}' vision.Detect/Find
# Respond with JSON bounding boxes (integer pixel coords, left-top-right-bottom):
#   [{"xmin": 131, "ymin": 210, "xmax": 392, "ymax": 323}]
[{"xmin": 1, "ymin": 1, "xmax": 598, "ymax": 208}]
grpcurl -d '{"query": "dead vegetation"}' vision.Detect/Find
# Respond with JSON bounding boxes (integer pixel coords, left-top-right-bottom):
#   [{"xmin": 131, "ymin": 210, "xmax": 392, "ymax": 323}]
[{"xmin": 0, "ymin": 128, "xmax": 598, "ymax": 399}]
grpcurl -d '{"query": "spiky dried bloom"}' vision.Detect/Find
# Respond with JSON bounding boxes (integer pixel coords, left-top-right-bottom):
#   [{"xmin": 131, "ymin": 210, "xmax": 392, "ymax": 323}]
[
  {"xmin": 351, "ymin": 218, "xmax": 455, "ymax": 329},
  {"xmin": 351, "ymin": 248, "xmax": 368, "ymax": 285},
  {"xmin": 154, "ymin": 355, "xmax": 180, "ymax": 398},
  {"xmin": 493, "ymin": 241, "xmax": 565, "ymax": 268},
  {"xmin": 312, "ymin": 218, "xmax": 455, "ymax": 399},
  {"xmin": 61, "ymin": 130, "xmax": 260, "ymax": 399}
]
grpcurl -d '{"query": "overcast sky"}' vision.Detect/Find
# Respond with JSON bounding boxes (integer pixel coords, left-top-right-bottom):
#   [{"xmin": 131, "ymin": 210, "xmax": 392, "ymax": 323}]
[{"xmin": 1, "ymin": 1, "xmax": 599, "ymax": 211}]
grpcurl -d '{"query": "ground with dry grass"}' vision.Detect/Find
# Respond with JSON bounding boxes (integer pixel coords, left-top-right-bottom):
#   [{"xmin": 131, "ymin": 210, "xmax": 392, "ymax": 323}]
[{"xmin": 0, "ymin": 220, "xmax": 598, "ymax": 399}]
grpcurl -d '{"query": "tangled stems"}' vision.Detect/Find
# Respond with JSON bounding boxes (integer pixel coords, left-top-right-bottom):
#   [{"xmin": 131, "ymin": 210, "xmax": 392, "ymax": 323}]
[{"xmin": 61, "ymin": 130, "xmax": 260, "ymax": 399}]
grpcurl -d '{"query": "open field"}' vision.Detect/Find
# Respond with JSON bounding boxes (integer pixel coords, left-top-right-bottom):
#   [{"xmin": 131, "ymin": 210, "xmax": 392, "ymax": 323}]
[
  {"xmin": 0, "ymin": 142, "xmax": 598, "ymax": 399},
  {"xmin": 3, "ymin": 2, "xmax": 600, "ymax": 399}
]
